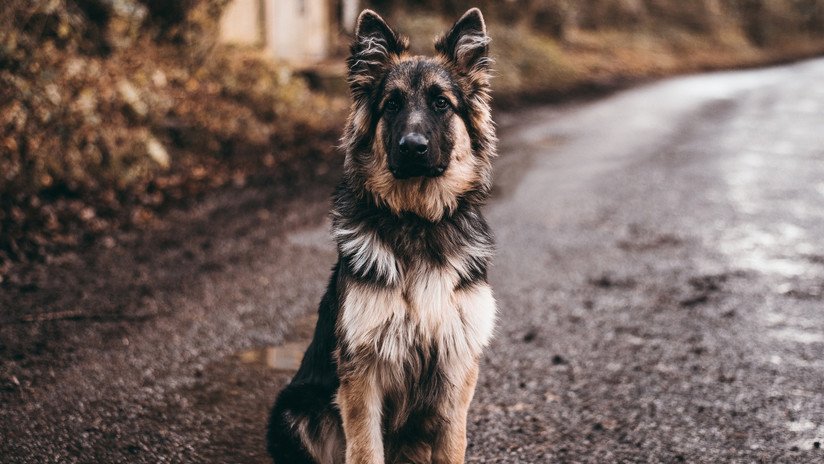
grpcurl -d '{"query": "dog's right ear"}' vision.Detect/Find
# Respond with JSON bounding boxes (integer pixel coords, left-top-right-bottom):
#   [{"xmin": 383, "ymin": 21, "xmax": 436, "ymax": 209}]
[
  {"xmin": 347, "ymin": 10, "xmax": 408, "ymax": 99},
  {"xmin": 436, "ymin": 8, "xmax": 490, "ymax": 72}
]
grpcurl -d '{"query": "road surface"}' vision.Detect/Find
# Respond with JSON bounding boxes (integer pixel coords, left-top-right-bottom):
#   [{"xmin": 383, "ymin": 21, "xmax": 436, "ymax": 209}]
[{"xmin": 2, "ymin": 58, "xmax": 824, "ymax": 463}]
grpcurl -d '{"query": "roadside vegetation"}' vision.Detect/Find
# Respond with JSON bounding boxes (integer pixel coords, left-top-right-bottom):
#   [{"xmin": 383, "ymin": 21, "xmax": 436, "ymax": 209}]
[
  {"xmin": 2, "ymin": 0, "xmax": 824, "ymax": 279},
  {"xmin": 376, "ymin": 0, "xmax": 824, "ymax": 102},
  {"xmin": 0, "ymin": 1, "xmax": 345, "ymax": 279}
]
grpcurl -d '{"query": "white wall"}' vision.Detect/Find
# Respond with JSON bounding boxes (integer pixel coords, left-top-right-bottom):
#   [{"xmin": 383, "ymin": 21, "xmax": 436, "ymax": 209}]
[
  {"xmin": 341, "ymin": 0, "xmax": 360, "ymax": 32},
  {"xmin": 265, "ymin": 0, "xmax": 330, "ymax": 64},
  {"xmin": 219, "ymin": 0, "xmax": 262, "ymax": 46},
  {"xmin": 220, "ymin": 0, "xmax": 331, "ymax": 64}
]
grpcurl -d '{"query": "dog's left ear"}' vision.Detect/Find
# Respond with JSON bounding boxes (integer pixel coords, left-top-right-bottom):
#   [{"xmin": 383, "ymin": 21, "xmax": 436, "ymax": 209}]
[{"xmin": 436, "ymin": 8, "xmax": 491, "ymax": 76}]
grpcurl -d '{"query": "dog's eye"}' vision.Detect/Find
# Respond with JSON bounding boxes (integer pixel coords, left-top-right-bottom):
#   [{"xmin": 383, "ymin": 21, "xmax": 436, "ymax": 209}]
[
  {"xmin": 385, "ymin": 99, "xmax": 400, "ymax": 113},
  {"xmin": 434, "ymin": 96, "xmax": 450, "ymax": 112}
]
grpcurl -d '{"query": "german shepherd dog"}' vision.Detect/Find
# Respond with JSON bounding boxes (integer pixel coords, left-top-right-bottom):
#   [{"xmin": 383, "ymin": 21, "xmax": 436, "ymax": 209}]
[{"xmin": 268, "ymin": 8, "xmax": 497, "ymax": 463}]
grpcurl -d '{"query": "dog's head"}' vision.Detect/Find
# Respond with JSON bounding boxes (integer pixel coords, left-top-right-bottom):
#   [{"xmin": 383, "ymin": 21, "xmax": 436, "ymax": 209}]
[{"xmin": 342, "ymin": 8, "xmax": 496, "ymax": 222}]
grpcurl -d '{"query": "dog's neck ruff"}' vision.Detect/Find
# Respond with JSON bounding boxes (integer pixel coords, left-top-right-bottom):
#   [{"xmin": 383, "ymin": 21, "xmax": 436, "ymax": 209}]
[{"xmin": 331, "ymin": 183, "xmax": 493, "ymax": 289}]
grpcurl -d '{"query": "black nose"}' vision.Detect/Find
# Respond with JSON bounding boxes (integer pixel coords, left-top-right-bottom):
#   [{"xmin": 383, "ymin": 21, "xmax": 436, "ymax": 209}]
[{"xmin": 399, "ymin": 133, "xmax": 428, "ymax": 156}]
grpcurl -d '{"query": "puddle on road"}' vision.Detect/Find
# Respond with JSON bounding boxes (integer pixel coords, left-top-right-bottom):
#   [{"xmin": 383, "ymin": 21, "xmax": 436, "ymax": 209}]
[
  {"xmin": 238, "ymin": 341, "xmax": 311, "ymax": 372},
  {"xmin": 769, "ymin": 327, "xmax": 824, "ymax": 345},
  {"xmin": 762, "ymin": 307, "xmax": 824, "ymax": 347},
  {"xmin": 718, "ymin": 223, "xmax": 819, "ymax": 278},
  {"xmin": 785, "ymin": 420, "xmax": 824, "ymax": 451},
  {"xmin": 787, "ymin": 420, "xmax": 818, "ymax": 433},
  {"xmin": 233, "ymin": 313, "xmax": 316, "ymax": 372}
]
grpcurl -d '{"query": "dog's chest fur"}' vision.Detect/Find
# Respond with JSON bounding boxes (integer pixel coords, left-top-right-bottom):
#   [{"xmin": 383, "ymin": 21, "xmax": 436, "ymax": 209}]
[
  {"xmin": 340, "ymin": 263, "xmax": 496, "ymax": 369},
  {"xmin": 334, "ymin": 205, "xmax": 496, "ymax": 381}
]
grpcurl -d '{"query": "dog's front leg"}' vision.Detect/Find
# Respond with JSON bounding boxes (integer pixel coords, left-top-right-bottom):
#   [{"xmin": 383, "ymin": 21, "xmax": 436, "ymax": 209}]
[
  {"xmin": 337, "ymin": 368, "xmax": 384, "ymax": 464},
  {"xmin": 432, "ymin": 361, "xmax": 479, "ymax": 464}
]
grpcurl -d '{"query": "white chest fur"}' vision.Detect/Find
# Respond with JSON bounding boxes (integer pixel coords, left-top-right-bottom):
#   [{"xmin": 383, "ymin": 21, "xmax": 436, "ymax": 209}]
[{"xmin": 340, "ymin": 263, "xmax": 497, "ymax": 367}]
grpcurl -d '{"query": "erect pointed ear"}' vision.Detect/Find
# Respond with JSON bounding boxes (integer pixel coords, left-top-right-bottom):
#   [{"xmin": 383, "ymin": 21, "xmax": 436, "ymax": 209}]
[
  {"xmin": 347, "ymin": 10, "xmax": 408, "ymax": 97},
  {"xmin": 435, "ymin": 8, "xmax": 491, "ymax": 73}
]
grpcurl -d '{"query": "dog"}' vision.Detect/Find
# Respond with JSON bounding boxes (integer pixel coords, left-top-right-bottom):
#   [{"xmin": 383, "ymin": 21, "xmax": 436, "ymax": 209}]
[{"xmin": 267, "ymin": 8, "xmax": 497, "ymax": 464}]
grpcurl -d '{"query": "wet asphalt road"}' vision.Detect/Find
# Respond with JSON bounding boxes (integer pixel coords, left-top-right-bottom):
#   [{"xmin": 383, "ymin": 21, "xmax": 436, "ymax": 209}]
[{"xmin": 3, "ymin": 58, "xmax": 824, "ymax": 463}]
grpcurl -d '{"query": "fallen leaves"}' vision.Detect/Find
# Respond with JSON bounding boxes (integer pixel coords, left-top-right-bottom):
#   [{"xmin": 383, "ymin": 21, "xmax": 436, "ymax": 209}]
[{"xmin": 0, "ymin": 1, "xmax": 346, "ymax": 279}]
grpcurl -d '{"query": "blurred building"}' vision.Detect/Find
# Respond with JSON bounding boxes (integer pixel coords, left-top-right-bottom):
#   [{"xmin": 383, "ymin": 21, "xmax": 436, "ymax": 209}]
[{"xmin": 219, "ymin": 0, "xmax": 360, "ymax": 65}]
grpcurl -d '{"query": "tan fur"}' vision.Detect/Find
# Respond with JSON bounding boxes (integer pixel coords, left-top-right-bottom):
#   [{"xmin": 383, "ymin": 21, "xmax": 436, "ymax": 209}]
[
  {"xmin": 433, "ymin": 362, "xmax": 479, "ymax": 464},
  {"xmin": 336, "ymin": 369, "xmax": 385, "ymax": 464},
  {"xmin": 338, "ymin": 270, "xmax": 494, "ymax": 463},
  {"xmin": 364, "ymin": 115, "xmax": 479, "ymax": 222}
]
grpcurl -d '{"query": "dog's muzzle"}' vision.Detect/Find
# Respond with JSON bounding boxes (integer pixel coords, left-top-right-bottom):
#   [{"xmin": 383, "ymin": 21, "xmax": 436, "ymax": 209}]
[{"xmin": 389, "ymin": 132, "xmax": 446, "ymax": 179}]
